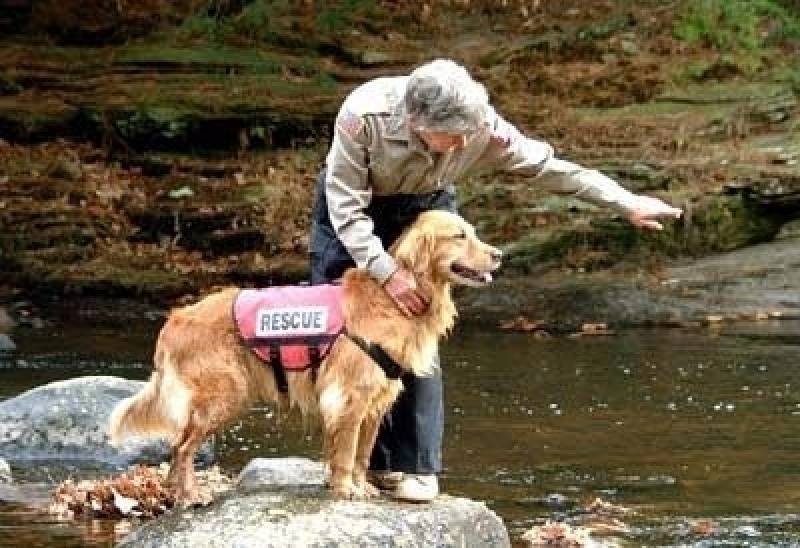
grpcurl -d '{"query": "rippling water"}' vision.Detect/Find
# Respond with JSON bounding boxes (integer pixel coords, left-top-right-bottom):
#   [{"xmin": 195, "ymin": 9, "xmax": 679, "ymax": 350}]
[{"xmin": 1, "ymin": 318, "xmax": 800, "ymax": 546}]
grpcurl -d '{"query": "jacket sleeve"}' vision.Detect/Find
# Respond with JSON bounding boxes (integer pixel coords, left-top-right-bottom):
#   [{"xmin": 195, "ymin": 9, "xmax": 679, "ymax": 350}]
[
  {"xmin": 324, "ymin": 108, "xmax": 397, "ymax": 283},
  {"xmin": 479, "ymin": 111, "xmax": 641, "ymax": 215}
]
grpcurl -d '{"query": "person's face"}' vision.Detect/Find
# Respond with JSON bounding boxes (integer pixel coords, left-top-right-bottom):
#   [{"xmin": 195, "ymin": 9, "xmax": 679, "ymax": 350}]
[{"xmin": 415, "ymin": 129, "xmax": 469, "ymax": 153}]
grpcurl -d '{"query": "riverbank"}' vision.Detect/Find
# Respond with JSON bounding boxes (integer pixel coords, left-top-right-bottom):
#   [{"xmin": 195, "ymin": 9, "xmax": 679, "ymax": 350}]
[{"xmin": 1, "ymin": 1, "xmax": 799, "ymax": 315}]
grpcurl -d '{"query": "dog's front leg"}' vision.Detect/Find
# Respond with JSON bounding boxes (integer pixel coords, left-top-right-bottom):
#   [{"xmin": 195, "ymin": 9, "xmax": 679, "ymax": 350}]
[
  {"xmin": 325, "ymin": 409, "xmax": 368, "ymax": 499},
  {"xmin": 352, "ymin": 410, "xmax": 382, "ymax": 497}
]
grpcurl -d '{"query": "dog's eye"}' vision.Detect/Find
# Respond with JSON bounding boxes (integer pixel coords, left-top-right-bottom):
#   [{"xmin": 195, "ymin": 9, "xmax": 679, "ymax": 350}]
[{"xmin": 453, "ymin": 231, "xmax": 467, "ymax": 239}]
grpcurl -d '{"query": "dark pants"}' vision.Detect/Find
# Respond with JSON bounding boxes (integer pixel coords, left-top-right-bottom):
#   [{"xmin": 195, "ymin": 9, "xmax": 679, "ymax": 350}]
[{"xmin": 310, "ymin": 170, "xmax": 455, "ymax": 474}]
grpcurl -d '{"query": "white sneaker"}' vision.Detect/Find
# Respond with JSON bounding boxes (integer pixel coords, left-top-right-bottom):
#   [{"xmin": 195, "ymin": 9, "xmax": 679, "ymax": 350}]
[
  {"xmin": 392, "ymin": 474, "xmax": 439, "ymax": 502},
  {"xmin": 367, "ymin": 470, "xmax": 404, "ymax": 491}
]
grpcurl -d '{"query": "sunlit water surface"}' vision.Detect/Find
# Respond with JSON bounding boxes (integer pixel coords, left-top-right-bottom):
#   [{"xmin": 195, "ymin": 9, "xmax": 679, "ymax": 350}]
[{"xmin": 1, "ymin": 319, "xmax": 800, "ymax": 546}]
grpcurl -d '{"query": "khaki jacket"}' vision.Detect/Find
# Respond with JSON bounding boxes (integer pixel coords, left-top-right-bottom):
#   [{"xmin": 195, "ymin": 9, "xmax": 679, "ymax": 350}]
[{"xmin": 324, "ymin": 76, "xmax": 641, "ymax": 283}]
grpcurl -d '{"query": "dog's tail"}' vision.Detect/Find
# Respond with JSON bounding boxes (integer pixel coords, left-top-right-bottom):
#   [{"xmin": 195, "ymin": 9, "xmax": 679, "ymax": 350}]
[{"xmin": 108, "ymin": 349, "xmax": 190, "ymax": 447}]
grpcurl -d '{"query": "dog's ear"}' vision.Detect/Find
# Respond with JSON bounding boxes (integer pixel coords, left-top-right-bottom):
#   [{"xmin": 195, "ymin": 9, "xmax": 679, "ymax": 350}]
[{"xmin": 390, "ymin": 224, "xmax": 436, "ymax": 276}]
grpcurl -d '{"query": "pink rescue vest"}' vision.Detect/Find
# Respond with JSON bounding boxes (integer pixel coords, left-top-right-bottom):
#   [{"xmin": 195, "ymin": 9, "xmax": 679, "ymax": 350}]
[{"xmin": 234, "ymin": 285, "xmax": 344, "ymax": 370}]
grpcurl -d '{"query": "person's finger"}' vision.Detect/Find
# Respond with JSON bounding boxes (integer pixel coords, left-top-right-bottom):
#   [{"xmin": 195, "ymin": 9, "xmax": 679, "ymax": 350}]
[
  {"xmin": 417, "ymin": 290, "xmax": 431, "ymax": 311},
  {"xmin": 637, "ymin": 219, "xmax": 663, "ymax": 230},
  {"xmin": 644, "ymin": 208, "xmax": 682, "ymax": 221},
  {"xmin": 651, "ymin": 206, "xmax": 683, "ymax": 219},
  {"xmin": 393, "ymin": 296, "xmax": 413, "ymax": 318},
  {"xmin": 405, "ymin": 291, "xmax": 426, "ymax": 315}
]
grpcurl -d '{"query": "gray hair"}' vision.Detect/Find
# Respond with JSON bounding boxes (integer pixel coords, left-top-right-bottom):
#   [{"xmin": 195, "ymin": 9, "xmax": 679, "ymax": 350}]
[{"xmin": 404, "ymin": 59, "xmax": 489, "ymax": 134}]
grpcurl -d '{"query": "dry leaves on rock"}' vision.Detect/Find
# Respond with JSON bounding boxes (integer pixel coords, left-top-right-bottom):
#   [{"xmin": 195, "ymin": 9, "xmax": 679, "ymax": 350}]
[{"xmin": 49, "ymin": 463, "xmax": 233, "ymax": 520}]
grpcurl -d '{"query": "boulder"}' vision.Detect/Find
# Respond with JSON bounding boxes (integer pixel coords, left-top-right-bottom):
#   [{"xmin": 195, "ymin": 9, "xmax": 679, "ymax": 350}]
[
  {"xmin": 460, "ymin": 236, "xmax": 800, "ymax": 327},
  {"xmin": 237, "ymin": 457, "xmax": 326, "ymax": 490},
  {"xmin": 0, "ymin": 307, "xmax": 14, "ymax": 332},
  {"xmin": 0, "ymin": 334, "xmax": 15, "ymax": 351},
  {"xmin": 0, "ymin": 376, "xmax": 211, "ymax": 467},
  {"xmin": 120, "ymin": 457, "xmax": 510, "ymax": 548}
]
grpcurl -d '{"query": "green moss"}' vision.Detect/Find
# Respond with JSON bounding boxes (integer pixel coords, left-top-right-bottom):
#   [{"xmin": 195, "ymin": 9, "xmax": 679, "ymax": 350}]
[
  {"xmin": 674, "ymin": 0, "xmax": 800, "ymax": 51},
  {"xmin": 117, "ymin": 45, "xmax": 284, "ymax": 74},
  {"xmin": 0, "ymin": 74, "xmax": 22, "ymax": 95},
  {"xmin": 506, "ymin": 194, "xmax": 784, "ymax": 273}
]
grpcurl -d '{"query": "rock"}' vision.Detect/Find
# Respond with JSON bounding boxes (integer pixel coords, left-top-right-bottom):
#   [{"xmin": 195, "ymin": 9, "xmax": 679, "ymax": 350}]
[
  {"xmin": 360, "ymin": 50, "xmax": 392, "ymax": 65},
  {"xmin": 460, "ymin": 235, "xmax": 800, "ymax": 327},
  {"xmin": 619, "ymin": 39, "xmax": 639, "ymax": 56},
  {"xmin": 0, "ymin": 376, "xmax": 212, "ymax": 466},
  {"xmin": 0, "ymin": 307, "xmax": 14, "ymax": 332},
  {"xmin": 121, "ymin": 457, "xmax": 510, "ymax": 547},
  {"xmin": 0, "ymin": 334, "xmax": 15, "ymax": 351},
  {"xmin": 237, "ymin": 457, "xmax": 326, "ymax": 490},
  {"xmin": 776, "ymin": 219, "xmax": 800, "ymax": 240},
  {"xmin": 0, "ymin": 457, "xmax": 10, "ymax": 483}
]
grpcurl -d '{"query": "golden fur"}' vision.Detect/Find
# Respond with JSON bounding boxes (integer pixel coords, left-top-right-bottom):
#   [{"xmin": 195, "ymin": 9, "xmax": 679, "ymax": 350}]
[{"xmin": 108, "ymin": 211, "xmax": 501, "ymax": 505}]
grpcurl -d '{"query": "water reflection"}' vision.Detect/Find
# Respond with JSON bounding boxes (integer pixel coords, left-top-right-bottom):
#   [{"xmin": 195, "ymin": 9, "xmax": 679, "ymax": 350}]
[{"xmin": 1, "ymin": 320, "xmax": 799, "ymax": 546}]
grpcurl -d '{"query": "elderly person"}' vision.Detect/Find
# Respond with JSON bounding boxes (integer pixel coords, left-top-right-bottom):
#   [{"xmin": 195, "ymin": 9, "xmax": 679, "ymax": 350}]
[{"xmin": 310, "ymin": 59, "xmax": 681, "ymax": 501}]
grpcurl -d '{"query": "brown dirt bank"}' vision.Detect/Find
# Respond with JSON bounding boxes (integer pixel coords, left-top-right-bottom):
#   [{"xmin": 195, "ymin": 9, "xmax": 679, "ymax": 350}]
[{"xmin": 1, "ymin": 1, "xmax": 799, "ymax": 328}]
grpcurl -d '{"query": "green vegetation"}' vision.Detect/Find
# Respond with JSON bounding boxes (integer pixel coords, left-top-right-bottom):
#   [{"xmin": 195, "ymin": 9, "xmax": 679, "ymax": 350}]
[
  {"xmin": 175, "ymin": 0, "xmax": 379, "ymax": 49},
  {"xmin": 674, "ymin": 0, "xmax": 800, "ymax": 51},
  {"xmin": 117, "ymin": 45, "xmax": 283, "ymax": 74}
]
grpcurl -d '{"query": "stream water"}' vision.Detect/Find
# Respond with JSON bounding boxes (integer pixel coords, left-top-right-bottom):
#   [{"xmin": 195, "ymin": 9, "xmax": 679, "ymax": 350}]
[{"xmin": 1, "ymin": 315, "xmax": 799, "ymax": 546}]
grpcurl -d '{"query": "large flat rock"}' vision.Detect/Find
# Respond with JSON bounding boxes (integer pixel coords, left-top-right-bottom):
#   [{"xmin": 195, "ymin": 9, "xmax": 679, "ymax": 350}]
[{"xmin": 120, "ymin": 457, "xmax": 510, "ymax": 548}]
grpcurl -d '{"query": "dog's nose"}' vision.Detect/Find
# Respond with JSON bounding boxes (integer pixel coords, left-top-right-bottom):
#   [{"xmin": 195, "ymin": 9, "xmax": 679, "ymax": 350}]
[{"xmin": 491, "ymin": 248, "xmax": 503, "ymax": 262}]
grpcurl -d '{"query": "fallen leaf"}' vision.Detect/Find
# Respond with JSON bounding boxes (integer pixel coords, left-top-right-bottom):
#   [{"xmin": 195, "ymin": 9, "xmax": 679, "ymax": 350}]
[{"xmin": 111, "ymin": 487, "xmax": 139, "ymax": 515}]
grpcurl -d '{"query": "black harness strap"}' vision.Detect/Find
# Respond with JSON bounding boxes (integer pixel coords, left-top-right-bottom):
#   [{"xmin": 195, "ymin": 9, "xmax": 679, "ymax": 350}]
[
  {"xmin": 307, "ymin": 344, "xmax": 322, "ymax": 384},
  {"xmin": 343, "ymin": 330, "xmax": 404, "ymax": 380},
  {"xmin": 268, "ymin": 343, "xmax": 289, "ymax": 394},
  {"xmin": 251, "ymin": 330, "xmax": 404, "ymax": 393}
]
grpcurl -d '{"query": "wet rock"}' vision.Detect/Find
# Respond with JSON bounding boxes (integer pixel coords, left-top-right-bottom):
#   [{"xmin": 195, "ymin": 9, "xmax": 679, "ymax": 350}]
[
  {"xmin": 237, "ymin": 457, "xmax": 326, "ymax": 490},
  {"xmin": 0, "ymin": 376, "xmax": 212, "ymax": 467},
  {"xmin": 777, "ymin": 219, "xmax": 800, "ymax": 240},
  {"xmin": 542, "ymin": 493, "xmax": 570, "ymax": 508},
  {"xmin": 461, "ymin": 236, "xmax": 800, "ymax": 327},
  {"xmin": 0, "ymin": 457, "xmax": 11, "ymax": 483},
  {"xmin": 121, "ymin": 457, "xmax": 510, "ymax": 548},
  {"xmin": 0, "ymin": 334, "xmax": 15, "ymax": 351},
  {"xmin": 0, "ymin": 307, "xmax": 16, "ymax": 332}
]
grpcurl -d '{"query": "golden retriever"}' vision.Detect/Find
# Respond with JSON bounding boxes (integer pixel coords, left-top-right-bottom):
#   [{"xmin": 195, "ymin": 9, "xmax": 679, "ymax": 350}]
[{"xmin": 108, "ymin": 210, "xmax": 501, "ymax": 505}]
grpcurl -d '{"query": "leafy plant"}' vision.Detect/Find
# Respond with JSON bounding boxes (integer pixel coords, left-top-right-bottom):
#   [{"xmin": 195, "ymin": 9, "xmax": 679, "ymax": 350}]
[
  {"xmin": 316, "ymin": 0, "xmax": 376, "ymax": 33},
  {"xmin": 674, "ymin": 0, "xmax": 800, "ymax": 51}
]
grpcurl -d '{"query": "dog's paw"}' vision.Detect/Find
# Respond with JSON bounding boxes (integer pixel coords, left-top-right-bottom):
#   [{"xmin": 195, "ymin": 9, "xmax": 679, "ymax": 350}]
[
  {"xmin": 175, "ymin": 488, "xmax": 213, "ymax": 508},
  {"xmin": 354, "ymin": 480, "xmax": 380, "ymax": 498},
  {"xmin": 331, "ymin": 481, "xmax": 363, "ymax": 500}
]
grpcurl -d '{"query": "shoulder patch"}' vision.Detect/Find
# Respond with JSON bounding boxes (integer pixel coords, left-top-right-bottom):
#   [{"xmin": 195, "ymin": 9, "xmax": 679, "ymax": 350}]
[
  {"xmin": 341, "ymin": 76, "xmax": 401, "ymax": 116},
  {"xmin": 337, "ymin": 109, "xmax": 364, "ymax": 138}
]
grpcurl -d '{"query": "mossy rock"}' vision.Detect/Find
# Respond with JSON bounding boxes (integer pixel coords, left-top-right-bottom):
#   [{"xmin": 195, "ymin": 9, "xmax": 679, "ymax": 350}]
[{"xmin": 506, "ymin": 193, "xmax": 786, "ymax": 273}]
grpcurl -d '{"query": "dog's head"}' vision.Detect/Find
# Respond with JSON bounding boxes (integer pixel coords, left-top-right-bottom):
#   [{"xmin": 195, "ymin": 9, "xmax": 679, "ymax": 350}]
[{"xmin": 390, "ymin": 211, "xmax": 502, "ymax": 287}]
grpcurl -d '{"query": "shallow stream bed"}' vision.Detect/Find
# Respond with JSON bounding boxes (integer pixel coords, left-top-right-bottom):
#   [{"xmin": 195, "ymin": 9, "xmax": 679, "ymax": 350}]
[{"xmin": 1, "ymin": 316, "xmax": 800, "ymax": 546}]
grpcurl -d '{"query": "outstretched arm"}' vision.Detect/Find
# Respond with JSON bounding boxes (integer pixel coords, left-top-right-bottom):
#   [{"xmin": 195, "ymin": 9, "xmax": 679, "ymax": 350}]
[{"xmin": 478, "ymin": 110, "xmax": 683, "ymax": 229}]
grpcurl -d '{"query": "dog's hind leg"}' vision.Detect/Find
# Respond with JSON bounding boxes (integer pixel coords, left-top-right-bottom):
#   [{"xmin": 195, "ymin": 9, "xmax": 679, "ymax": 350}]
[
  {"xmin": 168, "ymin": 410, "xmax": 214, "ymax": 507},
  {"xmin": 168, "ymin": 377, "xmax": 249, "ymax": 507}
]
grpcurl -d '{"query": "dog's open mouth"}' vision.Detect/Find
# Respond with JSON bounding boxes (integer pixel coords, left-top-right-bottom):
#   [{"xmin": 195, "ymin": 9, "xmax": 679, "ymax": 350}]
[{"xmin": 450, "ymin": 262, "xmax": 492, "ymax": 285}]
